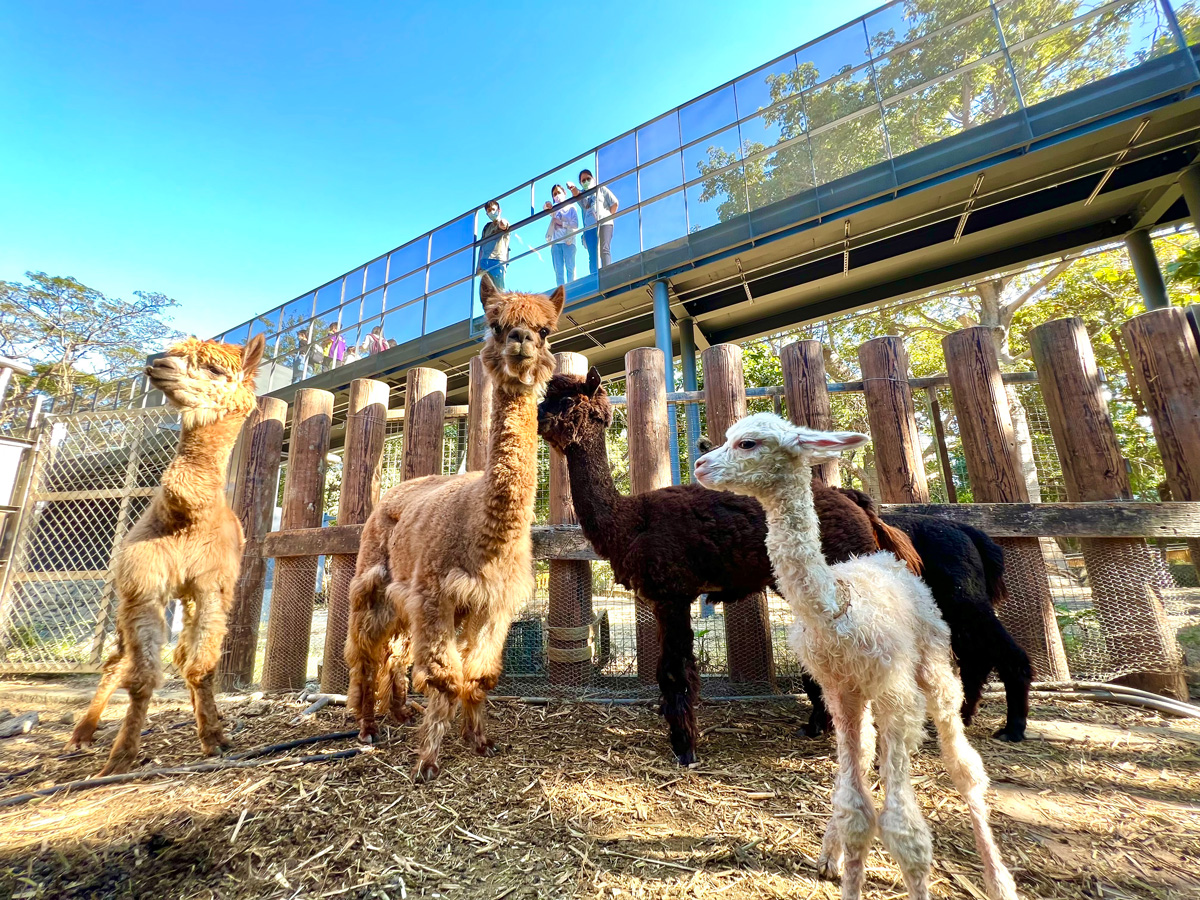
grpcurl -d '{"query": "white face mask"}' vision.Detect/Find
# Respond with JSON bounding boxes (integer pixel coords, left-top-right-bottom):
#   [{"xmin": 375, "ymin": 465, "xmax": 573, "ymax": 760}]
[
  {"xmin": 581, "ymin": 177, "xmax": 593, "ymax": 188},
  {"xmin": 486, "ymin": 208, "xmax": 499, "ymax": 221},
  {"xmin": 553, "ymin": 193, "xmax": 565, "ymax": 204}
]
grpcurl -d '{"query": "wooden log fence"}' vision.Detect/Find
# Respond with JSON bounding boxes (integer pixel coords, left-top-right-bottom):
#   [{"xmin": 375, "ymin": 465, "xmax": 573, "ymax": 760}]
[{"xmin": 226, "ymin": 314, "xmax": 1198, "ymax": 700}]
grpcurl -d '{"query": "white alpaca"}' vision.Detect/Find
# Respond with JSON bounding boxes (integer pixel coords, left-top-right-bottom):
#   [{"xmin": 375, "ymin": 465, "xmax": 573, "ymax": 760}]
[{"xmin": 695, "ymin": 413, "xmax": 1018, "ymax": 900}]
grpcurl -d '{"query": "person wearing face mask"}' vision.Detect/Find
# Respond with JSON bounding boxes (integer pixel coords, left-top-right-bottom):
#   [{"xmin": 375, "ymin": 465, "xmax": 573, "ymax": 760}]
[
  {"xmin": 543, "ymin": 184, "xmax": 578, "ymax": 286},
  {"xmin": 477, "ymin": 199, "xmax": 510, "ymax": 290},
  {"xmin": 571, "ymin": 168, "xmax": 618, "ymax": 275}
]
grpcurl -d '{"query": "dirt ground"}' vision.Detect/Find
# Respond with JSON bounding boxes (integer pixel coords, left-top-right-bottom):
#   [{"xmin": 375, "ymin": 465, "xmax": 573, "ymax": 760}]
[{"xmin": 0, "ymin": 679, "xmax": 1198, "ymax": 900}]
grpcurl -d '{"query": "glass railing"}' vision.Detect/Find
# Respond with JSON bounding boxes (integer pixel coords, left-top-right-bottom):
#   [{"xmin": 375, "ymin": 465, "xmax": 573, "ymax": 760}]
[{"xmin": 223, "ymin": 0, "xmax": 1199, "ymax": 390}]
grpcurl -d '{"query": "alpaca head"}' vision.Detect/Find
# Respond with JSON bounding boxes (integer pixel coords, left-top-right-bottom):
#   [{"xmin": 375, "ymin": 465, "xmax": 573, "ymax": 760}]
[
  {"xmin": 479, "ymin": 274, "xmax": 564, "ymax": 393},
  {"xmin": 146, "ymin": 334, "xmax": 266, "ymax": 429},
  {"xmin": 537, "ymin": 367, "xmax": 612, "ymax": 451},
  {"xmin": 694, "ymin": 413, "xmax": 868, "ymax": 498}
]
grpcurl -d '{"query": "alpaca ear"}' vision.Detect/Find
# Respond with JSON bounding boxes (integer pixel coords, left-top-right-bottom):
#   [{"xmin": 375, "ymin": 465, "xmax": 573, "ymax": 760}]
[
  {"xmin": 547, "ymin": 285, "xmax": 566, "ymax": 318},
  {"xmin": 242, "ymin": 333, "xmax": 266, "ymax": 375},
  {"xmin": 697, "ymin": 436, "xmax": 713, "ymax": 454},
  {"xmin": 787, "ymin": 429, "xmax": 870, "ymax": 460},
  {"xmin": 480, "ymin": 273, "xmax": 503, "ymax": 318},
  {"xmin": 585, "ymin": 367, "xmax": 602, "ymax": 397}
]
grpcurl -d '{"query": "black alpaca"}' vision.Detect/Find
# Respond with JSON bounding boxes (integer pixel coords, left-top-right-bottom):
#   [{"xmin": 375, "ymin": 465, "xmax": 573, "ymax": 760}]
[{"xmin": 537, "ymin": 370, "xmax": 920, "ymax": 764}]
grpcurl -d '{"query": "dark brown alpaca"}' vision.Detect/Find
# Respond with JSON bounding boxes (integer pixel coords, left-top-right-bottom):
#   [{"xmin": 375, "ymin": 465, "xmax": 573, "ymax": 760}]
[{"xmin": 536, "ymin": 369, "xmax": 920, "ymax": 764}]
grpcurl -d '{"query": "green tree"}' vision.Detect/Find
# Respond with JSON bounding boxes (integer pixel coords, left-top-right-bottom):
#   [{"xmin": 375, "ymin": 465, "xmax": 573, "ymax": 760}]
[{"xmin": 0, "ymin": 271, "xmax": 182, "ymax": 410}]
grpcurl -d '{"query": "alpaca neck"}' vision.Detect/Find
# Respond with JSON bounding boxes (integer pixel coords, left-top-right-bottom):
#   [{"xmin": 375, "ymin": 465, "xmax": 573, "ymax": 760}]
[
  {"xmin": 756, "ymin": 469, "xmax": 842, "ymax": 620},
  {"xmin": 160, "ymin": 413, "xmax": 247, "ymax": 518},
  {"xmin": 478, "ymin": 383, "xmax": 541, "ymax": 553},
  {"xmin": 563, "ymin": 426, "xmax": 626, "ymax": 559}
]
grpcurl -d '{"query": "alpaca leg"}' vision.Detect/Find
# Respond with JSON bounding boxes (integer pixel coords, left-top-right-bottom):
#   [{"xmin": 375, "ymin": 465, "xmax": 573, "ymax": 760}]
[
  {"xmin": 380, "ymin": 637, "xmax": 418, "ymax": 725},
  {"xmin": 177, "ymin": 588, "xmax": 232, "ymax": 756},
  {"xmin": 66, "ymin": 639, "xmax": 128, "ymax": 751},
  {"xmin": 921, "ymin": 653, "xmax": 1019, "ymax": 900},
  {"xmin": 875, "ymin": 699, "xmax": 933, "ymax": 900},
  {"xmin": 958, "ymin": 656, "xmax": 992, "ymax": 727},
  {"xmin": 816, "ymin": 702, "xmax": 873, "ymax": 877},
  {"xmin": 654, "ymin": 598, "xmax": 701, "ymax": 766},
  {"xmin": 801, "ymin": 671, "xmax": 831, "ymax": 737},
  {"xmin": 990, "ymin": 624, "xmax": 1031, "ymax": 742},
  {"xmin": 99, "ymin": 597, "xmax": 167, "ymax": 776},
  {"xmin": 345, "ymin": 570, "xmax": 401, "ymax": 743},
  {"xmin": 458, "ymin": 614, "xmax": 510, "ymax": 756},
  {"xmin": 410, "ymin": 595, "xmax": 462, "ymax": 782},
  {"xmin": 817, "ymin": 689, "xmax": 876, "ymax": 900}
]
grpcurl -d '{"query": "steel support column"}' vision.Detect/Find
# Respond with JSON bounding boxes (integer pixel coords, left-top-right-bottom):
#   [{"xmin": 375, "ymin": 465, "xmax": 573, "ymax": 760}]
[
  {"xmin": 652, "ymin": 280, "xmax": 680, "ymax": 484},
  {"xmin": 1125, "ymin": 228, "xmax": 1169, "ymax": 311},
  {"xmin": 1181, "ymin": 167, "xmax": 1200, "ymax": 235},
  {"xmin": 678, "ymin": 318, "xmax": 702, "ymax": 471}
]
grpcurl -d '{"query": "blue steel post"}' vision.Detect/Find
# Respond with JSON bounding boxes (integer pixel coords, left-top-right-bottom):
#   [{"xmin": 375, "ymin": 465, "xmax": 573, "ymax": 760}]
[
  {"xmin": 678, "ymin": 318, "xmax": 702, "ymax": 468},
  {"xmin": 1125, "ymin": 229, "xmax": 1170, "ymax": 311},
  {"xmin": 653, "ymin": 280, "xmax": 681, "ymax": 484}
]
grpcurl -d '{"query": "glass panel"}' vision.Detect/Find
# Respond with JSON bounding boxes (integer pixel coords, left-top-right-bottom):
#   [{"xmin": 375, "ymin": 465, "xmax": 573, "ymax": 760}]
[
  {"xmin": 997, "ymin": 0, "xmax": 1120, "ymax": 44},
  {"xmin": 639, "ymin": 151, "xmax": 683, "ymax": 201},
  {"xmin": 389, "ymin": 238, "xmax": 429, "ymax": 280},
  {"xmin": 1173, "ymin": 0, "xmax": 1199, "ymax": 45},
  {"xmin": 504, "ymin": 248, "xmax": 554, "ymax": 295},
  {"xmin": 805, "ymin": 64, "xmax": 878, "ymax": 131},
  {"xmin": 313, "ymin": 305, "xmax": 342, "ymax": 338},
  {"xmin": 221, "ymin": 323, "xmax": 250, "ymax": 345},
  {"xmin": 315, "ymin": 279, "xmax": 344, "ymax": 314},
  {"xmin": 1008, "ymin": 0, "xmax": 1180, "ymax": 106},
  {"xmin": 743, "ymin": 140, "xmax": 816, "ymax": 211},
  {"xmin": 639, "ymin": 190, "xmax": 687, "ymax": 250},
  {"xmin": 275, "ymin": 320, "xmax": 311, "ymax": 370},
  {"xmin": 343, "ymin": 267, "xmax": 365, "ymax": 300},
  {"xmin": 736, "ymin": 54, "xmax": 804, "ymax": 119},
  {"xmin": 604, "ymin": 171, "xmax": 638, "ymax": 214},
  {"xmin": 247, "ymin": 311, "xmax": 278, "ymax": 339},
  {"xmin": 637, "ymin": 112, "xmax": 680, "ymax": 163},
  {"xmin": 680, "ymin": 85, "xmax": 737, "ymax": 145},
  {"xmin": 336, "ymin": 298, "xmax": 362, "ymax": 331},
  {"xmin": 598, "ymin": 131, "xmax": 637, "ymax": 180},
  {"xmin": 511, "ymin": 214, "xmax": 555, "ymax": 264},
  {"xmin": 430, "ymin": 213, "xmax": 475, "ymax": 261},
  {"xmin": 383, "ymin": 300, "xmax": 424, "ymax": 347},
  {"xmin": 281, "ymin": 294, "xmax": 314, "ymax": 332},
  {"xmin": 533, "ymin": 153, "xmax": 594, "ymax": 212},
  {"xmin": 684, "ymin": 125, "xmax": 742, "ymax": 183},
  {"xmin": 492, "ymin": 184, "xmax": 535, "ymax": 225},
  {"xmin": 810, "ymin": 110, "xmax": 888, "ymax": 185},
  {"xmin": 883, "ymin": 57, "xmax": 1020, "ymax": 156},
  {"xmin": 365, "ymin": 256, "xmax": 388, "ymax": 292},
  {"xmin": 797, "ymin": 22, "xmax": 872, "ymax": 86},
  {"xmin": 607, "ymin": 208, "xmax": 641, "ymax": 263},
  {"xmin": 872, "ymin": 13, "xmax": 1004, "ymax": 100},
  {"xmin": 427, "ymin": 247, "xmax": 473, "ymax": 292},
  {"xmin": 339, "ymin": 322, "xmax": 367, "ymax": 366},
  {"xmin": 740, "ymin": 95, "xmax": 804, "ymax": 153},
  {"xmin": 384, "ymin": 271, "xmax": 425, "ymax": 311},
  {"xmin": 866, "ymin": 0, "xmax": 990, "ymax": 57},
  {"xmin": 361, "ymin": 286, "xmax": 386, "ymax": 319},
  {"xmin": 686, "ymin": 163, "xmax": 748, "ymax": 230},
  {"xmin": 424, "ymin": 280, "xmax": 471, "ymax": 332},
  {"xmin": 356, "ymin": 316, "xmax": 389, "ymax": 358}
]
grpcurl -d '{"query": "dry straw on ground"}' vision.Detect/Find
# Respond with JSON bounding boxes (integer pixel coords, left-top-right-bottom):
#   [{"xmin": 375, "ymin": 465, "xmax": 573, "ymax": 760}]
[{"xmin": 0, "ymin": 685, "xmax": 1197, "ymax": 899}]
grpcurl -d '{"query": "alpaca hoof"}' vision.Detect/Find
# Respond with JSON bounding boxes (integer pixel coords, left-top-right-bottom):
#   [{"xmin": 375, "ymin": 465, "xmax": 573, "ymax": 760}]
[
  {"xmin": 63, "ymin": 737, "xmax": 91, "ymax": 753},
  {"xmin": 201, "ymin": 737, "xmax": 232, "ymax": 757},
  {"xmin": 801, "ymin": 721, "xmax": 826, "ymax": 739},
  {"xmin": 993, "ymin": 725, "xmax": 1026, "ymax": 743},
  {"xmin": 357, "ymin": 724, "xmax": 379, "ymax": 745},
  {"xmin": 816, "ymin": 854, "xmax": 841, "ymax": 882},
  {"xmin": 413, "ymin": 760, "xmax": 440, "ymax": 783},
  {"xmin": 675, "ymin": 749, "xmax": 697, "ymax": 766},
  {"xmin": 98, "ymin": 754, "xmax": 135, "ymax": 777},
  {"xmin": 474, "ymin": 739, "xmax": 497, "ymax": 757}
]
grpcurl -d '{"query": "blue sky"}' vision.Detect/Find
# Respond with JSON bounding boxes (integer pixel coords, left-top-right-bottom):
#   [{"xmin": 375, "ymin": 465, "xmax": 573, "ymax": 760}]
[{"xmin": 0, "ymin": 0, "xmax": 883, "ymax": 339}]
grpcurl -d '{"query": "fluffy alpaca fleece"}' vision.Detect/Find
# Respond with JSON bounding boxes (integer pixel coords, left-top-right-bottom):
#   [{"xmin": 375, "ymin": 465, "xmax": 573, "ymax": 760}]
[
  {"xmin": 345, "ymin": 276, "xmax": 563, "ymax": 782},
  {"xmin": 66, "ymin": 335, "xmax": 267, "ymax": 775},
  {"xmin": 695, "ymin": 413, "xmax": 1018, "ymax": 900},
  {"xmin": 536, "ymin": 371, "xmax": 921, "ymax": 765}
]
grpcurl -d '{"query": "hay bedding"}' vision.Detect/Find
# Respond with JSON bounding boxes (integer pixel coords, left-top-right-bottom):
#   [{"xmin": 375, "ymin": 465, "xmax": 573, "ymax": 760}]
[{"xmin": 0, "ymin": 689, "xmax": 1197, "ymax": 900}]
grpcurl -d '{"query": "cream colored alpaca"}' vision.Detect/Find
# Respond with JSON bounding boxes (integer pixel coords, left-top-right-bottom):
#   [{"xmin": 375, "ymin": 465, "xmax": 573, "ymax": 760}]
[
  {"xmin": 66, "ymin": 335, "xmax": 266, "ymax": 775},
  {"xmin": 695, "ymin": 413, "xmax": 1018, "ymax": 900},
  {"xmin": 345, "ymin": 276, "xmax": 563, "ymax": 782}
]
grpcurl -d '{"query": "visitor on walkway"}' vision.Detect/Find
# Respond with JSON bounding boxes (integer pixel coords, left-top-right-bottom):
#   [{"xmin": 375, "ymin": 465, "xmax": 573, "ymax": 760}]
[
  {"xmin": 544, "ymin": 184, "xmax": 578, "ymax": 286},
  {"xmin": 572, "ymin": 168, "xmax": 618, "ymax": 274},
  {"xmin": 477, "ymin": 199, "xmax": 510, "ymax": 289},
  {"xmin": 325, "ymin": 329, "xmax": 347, "ymax": 368},
  {"xmin": 363, "ymin": 324, "xmax": 387, "ymax": 355}
]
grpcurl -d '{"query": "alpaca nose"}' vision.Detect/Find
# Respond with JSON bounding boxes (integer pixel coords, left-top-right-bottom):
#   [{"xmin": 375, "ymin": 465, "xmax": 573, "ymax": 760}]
[{"xmin": 508, "ymin": 327, "xmax": 532, "ymax": 345}]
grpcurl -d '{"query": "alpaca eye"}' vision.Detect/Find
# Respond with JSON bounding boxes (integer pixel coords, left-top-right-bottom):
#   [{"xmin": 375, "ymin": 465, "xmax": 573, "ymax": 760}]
[
  {"xmin": 539, "ymin": 328, "xmax": 550, "ymax": 339},
  {"xmin": 738, "ymin": 440, "xmax": 757, "ymax": 450},
  {"xmin": 491, "ymin": 323, "xmax": 502, "ymax": 336}
]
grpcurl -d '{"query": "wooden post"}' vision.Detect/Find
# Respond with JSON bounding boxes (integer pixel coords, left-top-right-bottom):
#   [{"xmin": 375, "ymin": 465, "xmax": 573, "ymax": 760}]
[
  {"xmin": 466, "ymin": 355, "xmax": 493, "ymax": 473},
  {"xmin": 626, "ymin": 348, "xmax": 671, "ymax": 683},
  {"xmin": 703, "ymin": 343, "xmax": 776, "ymax": 689},
  {"xmin": 262, "ymin": 389, "xmax": 333, "ymax": 691},
  {"xmin": 402, "ymin": 367, "xmax": 447, "ymax": 480},
  {"xmin": 547, "ymin": 353, "xmax": 593, "ymax": 686},
  {"xmin": 858, "ymin": 336, "xmax": 929, "ymax": 503},
  {"xmin": 1122, "ymin": 308, "xmax": 1200, "ymax": 584},
  {"xmin": 218, "ymin": 396, "xmax": 287, "ymax": 690},
  {"xmin": 781, "ymin": 340, "xmax": 840, "ymax": 487},
  {"xmin": 943, "ymin": 327, "xmax": 1070, "ymax": 681},
  {"xmin": 322, "ymin": 379, "xmax": 390, "ymax": 693},
  {"xmin": 1029, "ymin": 317, "xmax": 1186, "ymax": 698}
]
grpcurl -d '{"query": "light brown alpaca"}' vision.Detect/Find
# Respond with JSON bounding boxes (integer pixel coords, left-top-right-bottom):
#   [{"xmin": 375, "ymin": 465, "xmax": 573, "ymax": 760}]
[
  {"xmin": 345, "ymin": 275, "xmax": 563, "ymax": 781},
  {"xmin": 66, "ymin": 335, "xmax": 266, "ymax": 775}
]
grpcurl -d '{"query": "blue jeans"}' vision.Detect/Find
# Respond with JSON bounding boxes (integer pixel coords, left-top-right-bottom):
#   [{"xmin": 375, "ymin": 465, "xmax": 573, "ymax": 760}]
[
  {"xmin": 552, "ymin": 242, "xmax": 576, "ymax": 286},
  {"xmin": 479, "ymin": 257, "xmax": 507, "ymax": 290},
  {"xmin": 582, "ymin": 222, "xmax": 613, "ymax": 274}
]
